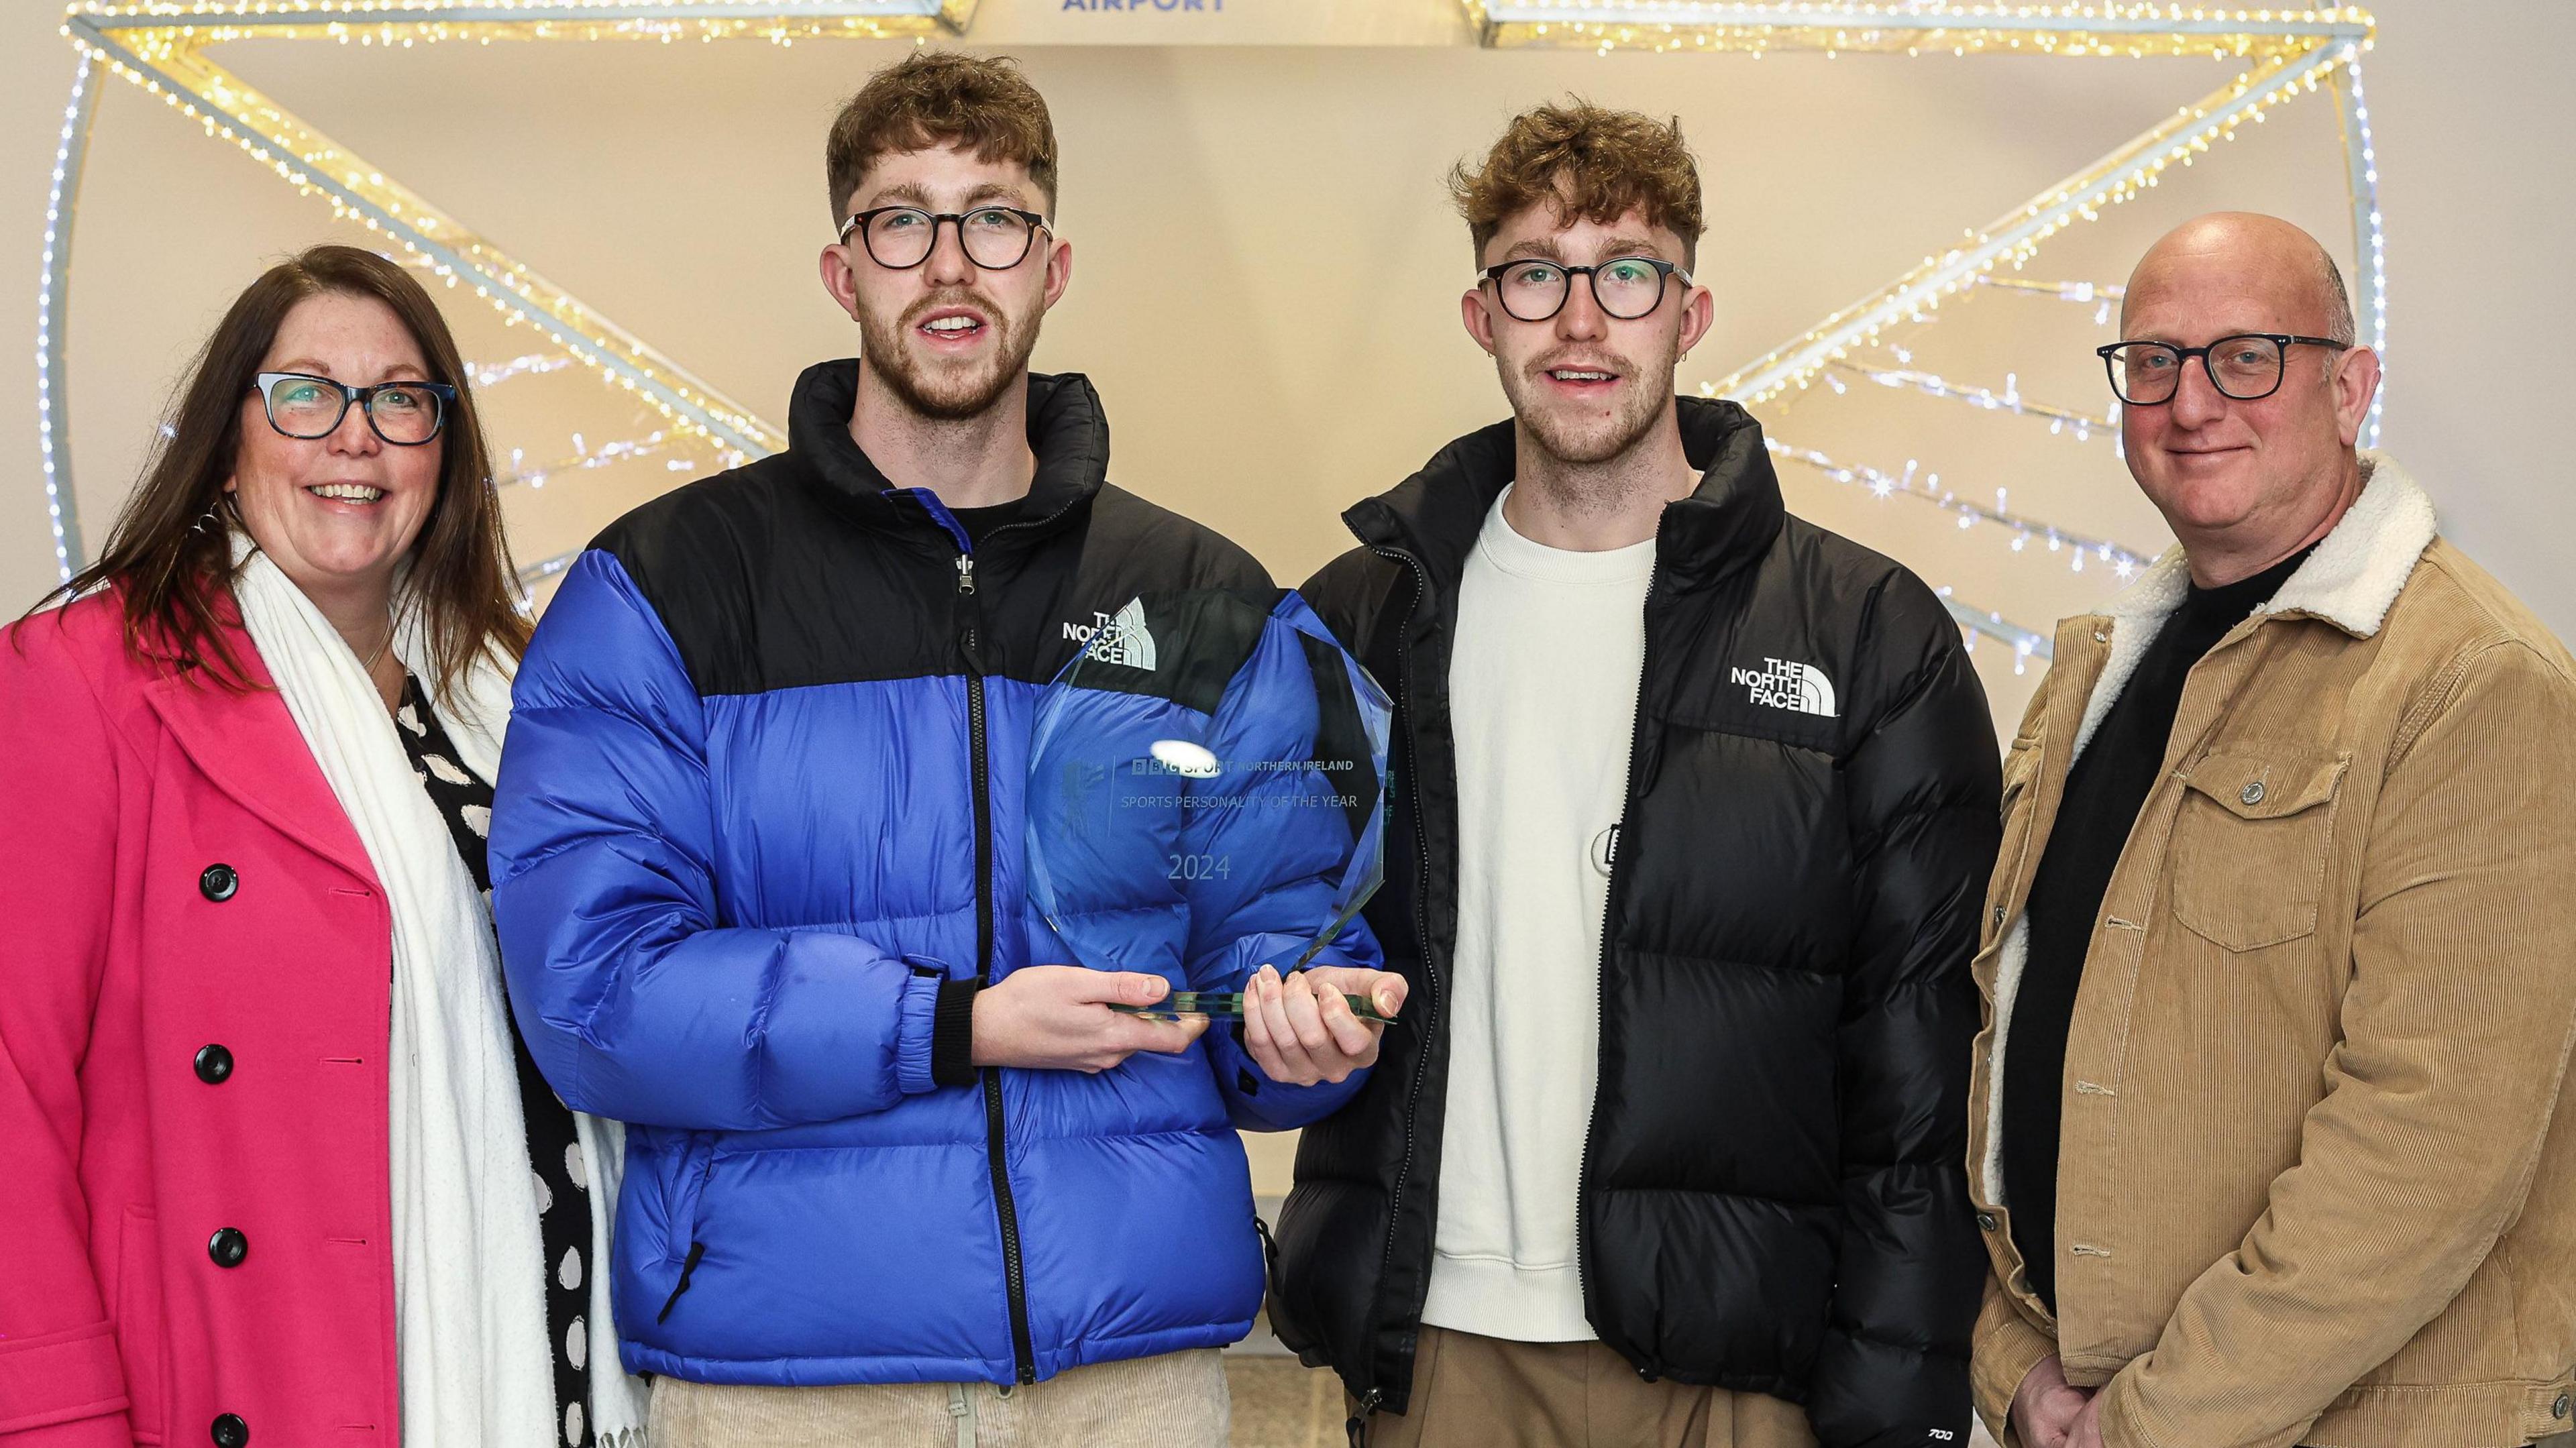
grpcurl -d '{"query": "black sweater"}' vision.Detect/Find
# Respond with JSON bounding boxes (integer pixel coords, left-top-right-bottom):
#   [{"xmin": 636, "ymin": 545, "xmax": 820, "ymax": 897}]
[{"xmin": 2001, "ymin": 545, "xmax": 2314, "ymax": 1311}]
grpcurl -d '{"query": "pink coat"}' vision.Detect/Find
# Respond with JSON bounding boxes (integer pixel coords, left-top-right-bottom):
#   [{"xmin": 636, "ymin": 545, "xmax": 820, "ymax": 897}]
[{"xmin": 0, "ymin": 592, "xmax": 401, "ymax": 1447}]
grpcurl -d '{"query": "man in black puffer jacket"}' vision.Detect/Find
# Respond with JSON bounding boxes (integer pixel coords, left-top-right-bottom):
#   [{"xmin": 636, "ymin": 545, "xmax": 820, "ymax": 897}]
[{"xmin": 1271, "ymin": 101, "xmax": 2001, "ymax": 1448}]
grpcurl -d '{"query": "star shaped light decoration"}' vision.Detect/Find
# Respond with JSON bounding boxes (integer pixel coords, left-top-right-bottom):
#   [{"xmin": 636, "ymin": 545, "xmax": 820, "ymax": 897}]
[{"xmin": 40, "ymin": 1, "xmax": 2381, "ymax": 657}]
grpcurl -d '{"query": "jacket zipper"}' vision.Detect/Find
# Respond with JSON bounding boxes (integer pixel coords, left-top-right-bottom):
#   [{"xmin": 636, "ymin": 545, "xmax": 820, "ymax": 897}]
[
  {"xmin": 1361, "ymin": 545, "xmax": 1441, "ymax": 1435},
  {"xmin": 957, "ymin": 549, "xmax": 1038, "ymax": 1386},
  {"xmin": 1572, "ymin": 567, "xmax": 1656, "ymax": 1378}
]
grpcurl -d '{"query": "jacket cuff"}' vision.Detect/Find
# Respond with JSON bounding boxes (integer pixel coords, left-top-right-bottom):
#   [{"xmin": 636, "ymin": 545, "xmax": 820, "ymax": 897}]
[
  {"xmin": 1971, "ymin": 1284, "xmax": 2056, "ymax": 1447},
  {"xmin": 892, "ymin": 966, "xmax": 947, "ymax": 1096},
  {"xmin": 0, "ymin": 1322, "xmax": 127, "ymax": 1440},
  {"xmin": 930, "ymin": 979, "xmax": 980, "ymax": 1088},
  {"xmin": 2093, "ymin": 1361, "xmax": 2167, "ymax": 1448}
]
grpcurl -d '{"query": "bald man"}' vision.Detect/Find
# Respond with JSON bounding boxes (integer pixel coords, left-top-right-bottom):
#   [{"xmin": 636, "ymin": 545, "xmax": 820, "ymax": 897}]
[{"xmin": 1963, "ymin": 211, "xmax": 2576, "ymax": 1448}]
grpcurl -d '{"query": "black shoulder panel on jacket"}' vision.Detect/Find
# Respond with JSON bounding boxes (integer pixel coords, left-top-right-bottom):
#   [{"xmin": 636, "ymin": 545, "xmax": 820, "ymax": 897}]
[{"xmin": 588, "ymin": 466, "xmax": 1273, "ymax": 699}]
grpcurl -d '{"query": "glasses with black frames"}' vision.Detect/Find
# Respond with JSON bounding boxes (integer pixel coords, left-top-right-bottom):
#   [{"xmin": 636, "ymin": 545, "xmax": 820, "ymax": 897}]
[
  {"xmin": 2096, "ymin": 333, "xmax": 2351, "ymax": 406},
  {"xmin": 837, "ymin": 205, "xmax": 1050, "ymax": 271},
  {"xmin": 1478, "ymin": 256, "xmax": 1690, "ymax": 323},
  {"xmin": 249, "ymin": 372, "xmax": 455, "ymax": 446}
]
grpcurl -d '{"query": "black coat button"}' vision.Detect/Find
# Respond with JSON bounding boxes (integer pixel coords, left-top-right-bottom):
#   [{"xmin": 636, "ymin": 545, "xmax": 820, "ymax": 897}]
[
  {"xmin": 207, "ymin": 1227, "xmax": 248, "ymax": 1268},
  {"xmin": 199, "ymin": 864, "xmax": 238, "ymax": 902},
  {"xmin": 1976, "ymin": 1212, "xmax": 1999, "ymax": 1232},
  {"xmin": 210, "ymin": 1412, "xmax": 249, "ymax": 1447},
  {"xmin": 193, "ymin": 1045, "xmax": 233, "ymax": 1084}
]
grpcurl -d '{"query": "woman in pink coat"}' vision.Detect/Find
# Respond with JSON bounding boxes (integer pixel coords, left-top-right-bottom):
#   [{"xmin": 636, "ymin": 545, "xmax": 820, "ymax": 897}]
[{"xmin": 0, "ymin": 247, "xmax": 644, "ymax": 1448}]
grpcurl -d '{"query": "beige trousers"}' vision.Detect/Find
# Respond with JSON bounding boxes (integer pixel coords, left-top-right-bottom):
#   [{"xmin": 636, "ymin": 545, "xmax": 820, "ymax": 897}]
[
  {"xmin": 1354, "ymin": 1326, "xmax": 1822, "ymax": 1448},
  {"xmin": 649, "ymin": 1347, "xmax": 1229, "ymax": 1448}
]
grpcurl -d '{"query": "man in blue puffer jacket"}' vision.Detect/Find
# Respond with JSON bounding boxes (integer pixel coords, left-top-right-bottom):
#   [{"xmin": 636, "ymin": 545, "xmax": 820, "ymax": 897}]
[{"xmin": 488, "ymin": 52, "xmax": 1401, "ymax": 1445}]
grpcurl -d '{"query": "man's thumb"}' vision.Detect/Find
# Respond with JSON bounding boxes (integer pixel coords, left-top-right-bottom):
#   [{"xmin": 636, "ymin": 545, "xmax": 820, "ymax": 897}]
[
  {"xmin": 1372, "ymin": 974, "xmax": 1409, "ymax": 1017},
  {"xmin": 1105, "ymin": 972, "xmax": 1171, "ymax": 1007}
]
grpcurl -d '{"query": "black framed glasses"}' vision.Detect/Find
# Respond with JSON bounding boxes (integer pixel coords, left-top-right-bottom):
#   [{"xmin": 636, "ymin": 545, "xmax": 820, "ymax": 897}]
[
  {"xmin": 1478, "ymin": 256, "xmax": 1690, "ymax": 323},
  {"xmin": 250, "ymin": 372, "xmax": 455, "ymax": 445},
  {"xmin": 2097, "ymin": 333, "xmax": 2351, "ymax": 406},
  {"xmin": 838, "ymin": 205, "xmax": 1049, "ymax": 271}
]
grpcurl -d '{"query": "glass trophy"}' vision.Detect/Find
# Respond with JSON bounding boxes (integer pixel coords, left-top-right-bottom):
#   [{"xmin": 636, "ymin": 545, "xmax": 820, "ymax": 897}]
[{"xmin": 1025, "ymin": 590, "xmax": 1395, "ymax": 1023}]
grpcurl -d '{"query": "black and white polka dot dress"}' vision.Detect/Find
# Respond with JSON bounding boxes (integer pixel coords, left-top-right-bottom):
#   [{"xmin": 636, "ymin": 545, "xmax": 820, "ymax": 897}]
[{"xmin": 396, "ymin": 675, "xmax": 596, "ymax": 1447}]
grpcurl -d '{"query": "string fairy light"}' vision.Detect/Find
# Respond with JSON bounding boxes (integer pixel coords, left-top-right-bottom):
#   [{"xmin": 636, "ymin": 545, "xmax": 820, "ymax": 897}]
[
  {"xmin": 464, "ymin": 349, "xmax": 580, "ymax": 388},
  {"xmin": 1766, "ymin": 437, "xmax": 2155, "ymax": 577},
  {"xmin": 35, "ymin": 53, "xmax": 99, "ymax": 584},
  {"xmin": 1976, "ymin": 276, "xmax": 2127, "ymax": 305},
  {"xmin": 1974, "ymin": 273, "xmax": 2127, "ymax": 327},
  {"xmin": 2332, "ymin": 41, "xmax": 2387, "ymax": 445},
  {"xmin": 1460, "ymin": 3, "xmax": 2374, "ymax": 60},
  {"xmin": 1821, "ymin": 356, "xmax": 2120, "ymax": 444},
  {"xmin": 1936, "ymin": 587, "xmax": 2053, "ymax": 671},
  {"xmin": 496, "ymin": 431, "xmax": 681, "ymax": 489},
  {"xmin": 63, "ymin": 1, "xmax": 976, "ymax": 47}
]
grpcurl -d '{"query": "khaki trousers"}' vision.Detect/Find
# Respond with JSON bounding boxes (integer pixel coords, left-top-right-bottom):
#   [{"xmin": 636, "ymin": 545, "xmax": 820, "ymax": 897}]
[
  {"xmin": 1352, "ymin": 1326, "xmax": 1821, "ymax": 1448},
  {"xmin": 650, "ymin": 1347, "xmax": 1228, "ymax": 1448}
]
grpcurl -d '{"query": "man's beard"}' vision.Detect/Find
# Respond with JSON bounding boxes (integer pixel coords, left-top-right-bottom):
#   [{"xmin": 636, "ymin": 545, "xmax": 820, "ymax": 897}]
[
  {"xmin": 1498, "ymin": 346, "xmax": 1677, "ymax": 480},
  {"xmin": 860, "ymin": 290, "xmax": 1043, "ymax": 421}
]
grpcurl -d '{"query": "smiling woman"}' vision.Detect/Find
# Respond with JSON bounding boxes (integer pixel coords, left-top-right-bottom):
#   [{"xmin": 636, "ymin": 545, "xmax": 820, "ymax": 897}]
[
  {"xmin": 0, "ymin": 245, "xmax": 649, "ymax": 1447},
  {"xmin": 28, "ymin": 244, "xmax": 523, "ymax": 706}
]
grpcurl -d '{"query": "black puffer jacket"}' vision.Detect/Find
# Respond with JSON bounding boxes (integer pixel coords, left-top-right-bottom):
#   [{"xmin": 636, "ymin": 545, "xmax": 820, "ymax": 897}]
[{"xmin": 1271, "ymin": 398, "xmax": 2000, "ymax": 1447}]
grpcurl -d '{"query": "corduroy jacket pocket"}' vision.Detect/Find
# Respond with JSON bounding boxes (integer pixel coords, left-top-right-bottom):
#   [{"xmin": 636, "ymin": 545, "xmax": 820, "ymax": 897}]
[{"xmin": 2170, "ymin": 748, "xmax": 2349, "ymax": 951}]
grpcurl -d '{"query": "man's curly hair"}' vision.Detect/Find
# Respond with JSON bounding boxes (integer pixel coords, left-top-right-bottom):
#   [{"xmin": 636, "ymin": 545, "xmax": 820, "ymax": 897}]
[
  {"xmin": 826, "ymin": 52, "xmax": 1059, "ymax": 222},
  {"xmin": 1452, "ymin": 100, "xmax": 1704, "ymax": 267}
]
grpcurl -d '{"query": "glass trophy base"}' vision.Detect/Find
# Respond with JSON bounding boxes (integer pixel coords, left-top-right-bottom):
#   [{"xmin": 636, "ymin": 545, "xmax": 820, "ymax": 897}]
[{"xmin": 1110, "ymin": 989, "xmax": 1396, "ymax": 1024}]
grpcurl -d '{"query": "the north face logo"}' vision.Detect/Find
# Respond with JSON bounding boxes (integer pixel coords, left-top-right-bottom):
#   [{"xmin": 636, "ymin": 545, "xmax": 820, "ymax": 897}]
[
  {"xmin": 1083, "ymin": 598, "xmax": 1158, "ymax": 671},
  {"xmin": 1729, "ymin": 657, "xmax": 1837, "ymax": 718}
]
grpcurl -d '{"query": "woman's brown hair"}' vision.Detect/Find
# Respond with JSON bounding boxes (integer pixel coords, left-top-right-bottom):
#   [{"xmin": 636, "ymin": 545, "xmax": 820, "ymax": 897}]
[{"xmin": 25, "ymin": 243, "xmax": 529, "ymax": 702}]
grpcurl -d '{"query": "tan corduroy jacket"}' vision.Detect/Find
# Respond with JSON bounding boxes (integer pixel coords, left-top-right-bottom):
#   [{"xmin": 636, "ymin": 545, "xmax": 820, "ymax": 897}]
[{"xmin": 1965, "ymin": 453, "xmax": 2576, "ymax": 1448}]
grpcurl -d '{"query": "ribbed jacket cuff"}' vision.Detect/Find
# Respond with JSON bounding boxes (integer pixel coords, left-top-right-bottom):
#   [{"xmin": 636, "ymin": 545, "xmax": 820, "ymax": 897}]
[
  {"xmin": 1972, "ymin": 1285, "xmax": 2057, "ymax": 1447},
  {"xmin": 930, "ymin": 979, "xmax": 981, "ymax": 1088}
]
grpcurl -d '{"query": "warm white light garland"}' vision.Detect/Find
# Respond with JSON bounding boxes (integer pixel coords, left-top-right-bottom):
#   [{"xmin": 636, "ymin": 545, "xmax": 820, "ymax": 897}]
[
  {"xmin": 1823, "ymin": 357, "xmax": 2120, "ymax": 445},
  {"xmin": 36, "ymin": 54, "xmax": 99, "ymax": 585},
  {"xmin": 1767, "ymin": 438, "xmax": 2154, "ymax": 575},
  {"xmin": 468, "ymin": 349, "xmax": 579, "ymax": 388},
  {"xmin": 496, "ymin": 431, "xmax": 682, "ymax": 489}
]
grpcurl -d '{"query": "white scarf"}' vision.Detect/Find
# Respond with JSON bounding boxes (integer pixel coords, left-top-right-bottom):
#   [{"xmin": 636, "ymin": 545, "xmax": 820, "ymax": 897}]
[{"xmin": 229, "ymin": 535, "xmax": 649, "ymax": 1447}]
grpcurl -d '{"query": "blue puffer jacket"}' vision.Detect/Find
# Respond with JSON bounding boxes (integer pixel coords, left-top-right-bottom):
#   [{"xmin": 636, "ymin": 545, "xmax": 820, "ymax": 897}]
[{"xmin": 488, "ymin": 362, "xmax": 1379, "ymax": 1387}]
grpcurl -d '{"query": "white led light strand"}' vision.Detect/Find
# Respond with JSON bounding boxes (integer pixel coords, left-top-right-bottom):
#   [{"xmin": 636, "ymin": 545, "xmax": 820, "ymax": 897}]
[
  {"xmin": 1767, "ymin": 438, "xmax": 2155, "ymax": 576},
  {"xmin": 36, "ymin": 53, "xmax": 101, "ymax": 583},
  {"xmin": 68, "ymin": 2, "xmax": 975, "ymax": 38},
  {"xmin": 1464, "ymin": 2, "xmax": 2374, "ymax": 56},
  {"xmin": 1975, "ymin": 276, "xmax": 2126, "ymax": 305},
  {"xmin": 1938, "ymin": 589, "xmax": 2054, "ymax": 670},
  {"xmin": 2332, "ymin": 44, "xmax": 2388, "ymax": 445},
  {"xmin": 1822, "ymin": 357, "xmax": 2119, "ymax": 443},
  {"xmin": 1973, "ymin": 274, "xmax": 2127, "ymax": 326},
  {"xmin": 468, "ymin": 349, "xmax": 578, "ymax": 388},
  {"xmin": 495, "ymin": 431, "xmax": 682, "ymax": 489}
]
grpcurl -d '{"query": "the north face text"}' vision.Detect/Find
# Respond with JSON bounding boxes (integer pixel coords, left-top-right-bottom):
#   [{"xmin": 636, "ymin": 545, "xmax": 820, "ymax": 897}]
[{"xmin": 1730, "ymin": 657, "xmax": 1837, "ymax": 718}]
